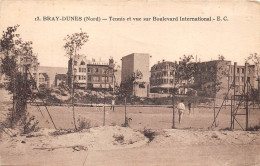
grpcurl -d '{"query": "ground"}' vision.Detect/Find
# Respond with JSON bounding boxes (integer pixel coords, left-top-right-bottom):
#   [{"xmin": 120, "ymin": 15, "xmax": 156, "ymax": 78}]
[{"xmin": 0, "ymin": 89, "xmax": 260, "ymax": 166}]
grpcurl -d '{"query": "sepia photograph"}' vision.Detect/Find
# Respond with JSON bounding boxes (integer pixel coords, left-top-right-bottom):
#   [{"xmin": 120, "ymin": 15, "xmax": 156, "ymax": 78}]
[{"xmin": 0, "ymin": 0, "xmax": 260, "ymax": 165}]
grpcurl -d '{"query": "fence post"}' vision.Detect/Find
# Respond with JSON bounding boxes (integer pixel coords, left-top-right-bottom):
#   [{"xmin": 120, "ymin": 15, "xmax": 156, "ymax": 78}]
[
  {"xmin": 172, "ymin": 93, "xmax": 175, "ymax": 129},
  {"xmin": 125, "ymin": 97, "xmax": 127, "ymax": 125}
]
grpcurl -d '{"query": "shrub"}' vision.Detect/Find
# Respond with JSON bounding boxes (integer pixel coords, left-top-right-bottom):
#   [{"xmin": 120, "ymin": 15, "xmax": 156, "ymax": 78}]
[
  {"xmin": 247, "ymin": 123, "xmax": 260, "ymax": 131},
  {"xmin": 76, "ymin": 117, "xmax": 91, "ymax": 131},
  {"xmin": 110, "ymin": 122, "xmax": 116, "ymax": 126},
  {"xmin": 141, "ymin": 128, "xmax": 156, "ymax": 142},
  {"xmin": 121, "ymin": 117, "xmax": 132, "ymax": 127},
  {"xmin": 50, "ymin": 129, "xmax": 73, "ymax": 136},
  {"xmin": 113, "ymin": 134, "xmax": 124, "ymax": 143},
  {"xmin": 21, "ymin": 113, "xmax": 39, "ymax": 134}
]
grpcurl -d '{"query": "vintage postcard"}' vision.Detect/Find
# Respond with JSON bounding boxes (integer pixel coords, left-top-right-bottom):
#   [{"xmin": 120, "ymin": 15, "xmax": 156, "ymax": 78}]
[{"xmin": 0, "ymin": 0, "xmax": 260, "ymax": 165}]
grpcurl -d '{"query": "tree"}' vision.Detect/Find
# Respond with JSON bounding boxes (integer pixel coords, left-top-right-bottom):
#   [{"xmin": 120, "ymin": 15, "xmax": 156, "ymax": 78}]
[
  {"xmin": 175, "ymin": 55, "xmax": 196, "ymax": 92},
  {"xmin": 117, "ymin": 70, "xmax": 142, "ymax": 127},
  {"xmin": 0, "ymin": 25, "xmax": 35, "ymax": 126},
  {"xmin": 246, "ymin": 53, "xmax": 260, "ymax": 101},
  {"xmin": 119, "ymin": 70, "xmax": 143, "ymax": 98},
  {"xmin": 63, "ymin": 29, "xmax": 89, "ymax": 130},
  {"xmin": 169, "ymin": 55, "xmax": 196, "ymax": 128},
  {"xmin": 218, "ymin": 54, "xmax": 225, "ymax": 61},
  {"xmin": 64, "ymin": 29, "xmax": 89, "ymax": 88}
]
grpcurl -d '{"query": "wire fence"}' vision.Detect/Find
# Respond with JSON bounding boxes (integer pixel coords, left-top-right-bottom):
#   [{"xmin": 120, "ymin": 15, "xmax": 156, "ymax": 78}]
[{"xmin": 28, "ymin": 104, "xmax": 260, "ymax": 131}]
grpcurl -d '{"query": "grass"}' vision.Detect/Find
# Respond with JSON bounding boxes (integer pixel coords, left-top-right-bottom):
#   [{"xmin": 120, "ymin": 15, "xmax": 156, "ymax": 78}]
[{"xmin": 247, "ymin": 123, "xmax": 260, "ymax": 131}]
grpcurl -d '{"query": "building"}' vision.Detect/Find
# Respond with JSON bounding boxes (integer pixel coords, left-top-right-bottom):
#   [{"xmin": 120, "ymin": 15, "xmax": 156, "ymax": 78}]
[
  {"xmin": 39, "ymin": 66, "xmax": 67, "ymax": 87},
  {"xmin": 54, "ymin": 74, "xmax": 67, "ymax": 86},
  {"xmin": 72, "ymin": 55, "xmax": 87, "ymax": 88},
  {"xmin": 38, "ymin": 73, "xmax": 50, "ymax": 89},
  {"xmin": 149, "ymin": 59, "xmax": 257, "ymax": 99},
  {"xmin": 121, "ymin": 53, "xmax": 150, "ymax": 97},
  {"xmin": 193, "ymin": 60, "xmax": 256, "ymax": 99},
  {"xmin": 0, "ymin": 52, "xmax": 40, "ymax": 88},
  {"xmin": 150, "ymin": 60, "xmax": 176, "ymax": 93},
  {"xmin": 227, "ymin": 62, "xmax": 256, "ymax": 97},
  {"xmin": 67, "ymin": 55, "xmax": 116, "ymax": 90},
  {"xmin": 86, "ymin": 58, "xmax": 114, "ymax": 90}
]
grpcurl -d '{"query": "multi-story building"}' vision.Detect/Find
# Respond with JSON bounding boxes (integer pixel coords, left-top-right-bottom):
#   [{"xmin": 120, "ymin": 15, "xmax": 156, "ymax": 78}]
[
  {"xmin": 121, "ymin": 53, "xmax": 150, "ymax": 97},
  {"xmin": 68, "ymin": 55, "xmax": 116, "ymax": 90},
  {"xmin": 150, "ymin": 60, "xmax": 176, "ymax": 93},
  {"xmin": 227, "ymin": 62, "xmax": 256, "ymax": 96},
  {"xmin": 86, "ymin": 58, "xmax": 114, "ymax": 89},
  {"xmin": 0, "ymin": 53, "xmax": 40, "ymax": 88},
  {"xmin": 38, "ymin": 73, "xmax": 50, "ymax": 89},
  {"xmin": 72, "ymin": 55, "xmax": 87, "ymax": 88},
  {"xmin": 193, "ymin": 60, "xmax": 256, "ymax": 99},
  {"xmin": 150, "ymin": 59, "xmax": 256, "ymax": 99}
]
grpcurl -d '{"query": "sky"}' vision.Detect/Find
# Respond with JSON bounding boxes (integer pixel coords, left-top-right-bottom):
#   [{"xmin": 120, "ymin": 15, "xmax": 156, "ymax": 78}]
[{"xmin": 0, "ymin": 0, "xmax": 259, "ymax": 68}]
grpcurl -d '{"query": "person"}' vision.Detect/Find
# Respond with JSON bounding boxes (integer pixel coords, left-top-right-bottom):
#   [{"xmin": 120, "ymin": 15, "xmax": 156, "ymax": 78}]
[
  {"xmin": 188, "ymin": 102, "xmax": 191, "ymax": 115},
  {"xmin": 110, "ymin": 98, "xmax": 115, "ymax": 111},
  {"xmin": 177, "ymin": 99, "xmax": 185, "ymax": 124}
]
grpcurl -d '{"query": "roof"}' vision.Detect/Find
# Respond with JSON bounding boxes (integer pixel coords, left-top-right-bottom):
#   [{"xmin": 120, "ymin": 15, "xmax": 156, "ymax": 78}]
[
  {"xmin": 55, "ymin": 74, "xmax": 67, "ymax": 80},
  {"xmin": 39, "ymin": 73, "xmax": 49, "ymax": 79}
]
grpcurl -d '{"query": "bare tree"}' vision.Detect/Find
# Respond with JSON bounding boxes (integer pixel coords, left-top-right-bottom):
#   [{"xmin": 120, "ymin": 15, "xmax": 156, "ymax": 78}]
[
  {"xmin": 118, "ymin": 70, "xmax": 142, "ymax": 127},
  {"xmin": 170, "ymin": 55, "xmax": 196, "ymax": 128},
  {"xmin": 63, "ymin": 29, "xmax": 89, "ymax": 130}
]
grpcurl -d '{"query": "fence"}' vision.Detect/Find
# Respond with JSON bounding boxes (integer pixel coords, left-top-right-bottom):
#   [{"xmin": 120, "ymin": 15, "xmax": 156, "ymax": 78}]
[{"xmin": 28, "ymin": 104, "xmax": 260, "ymax": 131}]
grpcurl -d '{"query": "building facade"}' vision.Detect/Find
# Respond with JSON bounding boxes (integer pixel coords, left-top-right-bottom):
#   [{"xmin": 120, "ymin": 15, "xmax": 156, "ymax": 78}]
[
  {"xmin": 150, "ymin": 60, "xmax": 176, "ymax": 93},
  {"xmin": 193, "ymin": 60, "xmax": 256, "ymax": 99},
  {"xmin": 55, "ymin": 74, "xmax": 67, "ymax": 86},
  {"xmin": 38, "ymin": 73, "xmax": 50, "ymax": 89},
  {"xmin": 86, "ymin": 59, "xmax": 114, "ymax": 90},
  {"xmin": 72, "ymin": 55, "xmax": 87, "ymax": 88},
  {"xmin": 68, "ymin": 55, "xmax": 116, "ymax": 90},
  {"xmin": 121, "ymin": 53, "xmax": 150, "ymax": 97}
]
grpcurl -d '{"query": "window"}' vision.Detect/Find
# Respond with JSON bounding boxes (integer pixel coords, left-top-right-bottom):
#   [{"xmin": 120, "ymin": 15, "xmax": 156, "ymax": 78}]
[
  {"xmin": 241, "ymin": 77, "xmax": 244, "ymax": 82},
  {"xmin": 210, "ymin": 66, "xmax": 214, "ymax": 72},
  {"xmin": 139, "ymin": 83, "xmax": 145, "ymax": 88},
  {"xmin": 74, "ymin": 61, "xmax": 77, "ymax": 65},
  {"xmin": 88, "ymin": 68, "xmax": 91, "ymax": 73},
  {"xmin": 237, "ymin": 68, "xmax": 240, "ymax": 73},
  {"xmin": 101, "ymin": 76, "xmax": 108, "ymax": 82},
  {"xmin": 241, "ymin": 68, "xmax": 244, "ymax": 74},
  {"xmin": 109, "ymin": 77, "xmax": 113, "ymax": 82},
  {"xmin": 95, "ymin": 68, "xmax": 99, "ymax": 73},
  {"xmin": 82, "ymin": 68, "xmax": 86, "ymax": 72},
  {"xmin": 236, "ymin": 76, "xmax": 239, "ymax": 82},
  {"xmin": 247, "ymin": 77, "xmax": 250, "ymax": 82},
  {"xmin": 102, "ymin": 69, "xmax": 105, "ymax": 74},
  {"xmin": 80, "ymin": 61, "xmax": 85, "ymax": 65},
  {"xmin": 79, "ymin": 68, "xmax": 81, "ymax": 72},
  {"xmin": 79, "ymin": 76, "xmax": 86, "ymax": 80},
  {"xmin": 88, "ymin": 75, "xmax": 91, "ymax": 81},
  {"xmin": 93, "ymin": 76, "xmax": 99, "ymax": 81}
]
